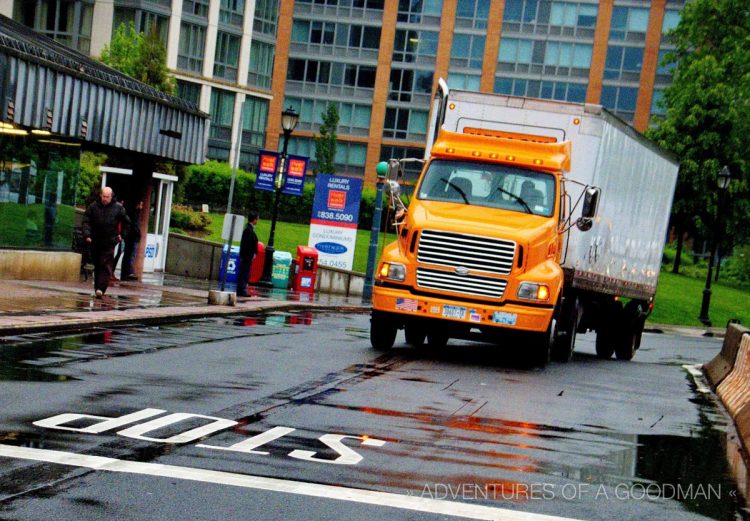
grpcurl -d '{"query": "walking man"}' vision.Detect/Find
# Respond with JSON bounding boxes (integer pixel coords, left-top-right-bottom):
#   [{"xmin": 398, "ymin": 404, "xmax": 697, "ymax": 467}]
[
  {"xmin": 83, "ymin": 187, "xmax": 130, "ymax": 298},
  {"xmin": 121, "ymin": 200, "xmax": 143, "ymax": 280},
  {"xmin": 236, "ymin": 211, "xmax": 259, "ymax": 297}
]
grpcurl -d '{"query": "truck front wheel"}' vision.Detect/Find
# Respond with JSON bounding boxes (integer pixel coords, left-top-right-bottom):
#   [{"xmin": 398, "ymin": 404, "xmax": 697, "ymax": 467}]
[
  {"xmin": 529, "ymin": 317, "xmax": 555, "ymax": 368},
  {"xmin": 370, "ymin": 311, "xmax": 398, "ymax": 351}
]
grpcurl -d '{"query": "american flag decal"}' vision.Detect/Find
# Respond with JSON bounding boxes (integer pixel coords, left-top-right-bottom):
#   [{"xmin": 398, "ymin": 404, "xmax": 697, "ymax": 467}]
[{"xmin": 395, "ymin": 298, "xmax": 418, "ymax": 312}]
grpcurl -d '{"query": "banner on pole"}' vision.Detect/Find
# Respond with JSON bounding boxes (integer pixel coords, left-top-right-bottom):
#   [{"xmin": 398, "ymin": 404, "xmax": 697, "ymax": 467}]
[
  {"xmin": 282, "ymin": 154, "xmax": 308, "ymax": 196},
  {"xmin": 255, "ymin": 150, "xmax": 279, "ymax": 192},
  {"xmin": 308, "ymin": 175, "xmax": 363, "ymax": 271}
]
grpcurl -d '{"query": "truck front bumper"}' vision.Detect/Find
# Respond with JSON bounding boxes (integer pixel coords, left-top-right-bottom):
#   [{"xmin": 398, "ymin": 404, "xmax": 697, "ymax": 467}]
[{"xmin": 372, "ymin": 285, "xmax": 554, "ymax": 333}]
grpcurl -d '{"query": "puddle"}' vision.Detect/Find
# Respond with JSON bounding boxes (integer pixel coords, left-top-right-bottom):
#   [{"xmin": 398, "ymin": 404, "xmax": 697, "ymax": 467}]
[{"xmin": 0, "ymin": 311, "xmax": 320, "ymax": 382}]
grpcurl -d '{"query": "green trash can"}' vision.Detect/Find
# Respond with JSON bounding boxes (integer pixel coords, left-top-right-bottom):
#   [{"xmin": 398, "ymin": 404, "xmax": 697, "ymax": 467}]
[{"xmin": 271, "ymin": 251, "xmax": 293, "ymax": 289}]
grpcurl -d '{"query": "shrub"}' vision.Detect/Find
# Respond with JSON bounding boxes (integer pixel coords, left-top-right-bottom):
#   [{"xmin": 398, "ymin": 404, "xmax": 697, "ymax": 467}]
[{"xmin": 171, "ymin": 204, "xmax": 212, "ymax": 232}]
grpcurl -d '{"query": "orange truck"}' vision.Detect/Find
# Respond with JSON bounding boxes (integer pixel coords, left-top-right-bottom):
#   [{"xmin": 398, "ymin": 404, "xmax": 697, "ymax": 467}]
[{"xmin": 370, "ymin": 80, "xmax": 679, "ymax": 366}]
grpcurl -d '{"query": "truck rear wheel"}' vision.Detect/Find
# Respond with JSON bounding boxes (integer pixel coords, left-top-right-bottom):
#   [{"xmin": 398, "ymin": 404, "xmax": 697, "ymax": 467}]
[
  {"xmin": 615, "ymin": 301, "xmax": 646, "ymax": 360},
  {"xmin": 595, "ymin": 329, "xmax": 615, "ymax": 359},
  {"xmin": 370, "ymin": 311, "xmax": 397, "ymax": 351}
]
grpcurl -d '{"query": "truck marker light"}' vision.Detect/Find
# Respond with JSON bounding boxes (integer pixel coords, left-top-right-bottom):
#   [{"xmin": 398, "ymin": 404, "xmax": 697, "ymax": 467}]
[
  {"xmin": 472, "ymin": 150, "xmax": 481, "ymax": 157},
  {"xmin": 537, "ymin": 285, "xmax": 550, "ymax": 301},
  {"xmin": 506, "ymin": 155, "xmax": 515, "ymax": 161},
  {"xmin": 533, "ymin": 159, "xmax": 544, "ymax": 165},
  {"xmin": 449, "ymin": 103, "xmax": 455, "ymax": 110},
  {"xmin": 489, "ymin": 152, "xmax": 498, "ymax": 159},
  {"xmin": 573, "ymin": 118, "xmax": 581, "ymax": 125},
  {"xmin": 446, "ymin": 147, "xmax": 455, "ymax": 153}
]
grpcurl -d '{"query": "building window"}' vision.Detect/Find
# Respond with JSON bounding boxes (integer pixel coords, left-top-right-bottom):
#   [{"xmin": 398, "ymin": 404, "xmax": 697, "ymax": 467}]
[
  {"xmin": 176, "ymin": 80, "xmax": 202, "ymax": 106},
  {"xmin": 183, "ymin": 0, "xmax": 209, "ymax": 19},
  {"xmin": 241, "ymin": 96, "xmax": 268, "ymax": 148},
  {"xmin": 498, "ymin": 38, "xmax": 533, "ymax": 64},
  {"xmin": 287, "ymin": 59, "xmax": 331, "ymax": 84},
  {"xmin": 650, "ymin": 89, "xmax": 665, "ymax": 116},
  {"xmin": 335, "ymin": 142, "xmax": 367, "ymax": 169},
  {"xmin": 549, "ymin": 2, "xmax": 597, "ymax": 28},
  {"xmin": 220, "ymin": 0, "xmax": 245, "ymax": 27},
  {"xmin": 113, "ymin": 8, "xmax": 169, "ymax": 44},
  {"xmin": 384, "ymin": 107, "xmax": 428, "ymax": 140},
  {"xmin": 285, "ymin": 97, "xmax": 372, "ymax": 136},
  {"xmin": 177, "ymin": 22, "xmax": 206, "ymax": 74},
  {"xmin": 451, "ymin": 34, "xmax": 485, "ymax": 69},
  {"xmin": 456, "ymin": 0, "xmax": 490, "ymax": 29},
  {"xmin": 609, "ymin": 6, "xmax": 649, "ymax": 42},
  {"xmin": 544, "ymin": 41, "xmax": 592, "ymax": 69},
  {"xmin": 209, "ymin": 89, "xmax": 236, "ymax": 141},
  {"xmin": 248, "ymin": 40, "xmax": 275, "ymax": 90},
  {"xmin": 447, "ymin": 73, "xmax": 480, "ymax": 91},
  {"xmin": 494, "ymin": 77, "xmax": 586, "ymax": 103},
  {"xmin": 14, "ymin": 0, "xmax": 94, "ymax": 53},
  {"xmin": 389, "ymin": 68, "xmax": 433, "ymax": 102},
  {"xmin": 604, "ymin": 45, "xmax": 644, "ymax": 82},
  {"xmin": 254, "ymin": 0, "xmax": 278, "ymax": 36},
  {"xmin": 214, "ymin": 31, "xmax": 241, "ymax": 81},
  {"xmin": 600, "ymin": 85, "xmax": 638, "ymax": 122},
  {"xmin": 398, "ymin": 0, "xmax": 442, "ymax": 23},
  {"xmin": 393, "ymin": 29, "xmax": 439, "ymax": 63}
]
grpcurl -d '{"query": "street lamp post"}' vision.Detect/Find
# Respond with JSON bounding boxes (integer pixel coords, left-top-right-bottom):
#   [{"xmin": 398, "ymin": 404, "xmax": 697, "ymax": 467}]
[
  {"xmin": 698, "ymin": 166, "xmax": 732, "ymax": 327},
  {"xmin": 259, "ymin": 106, "xmax": 299, "ymax": 288}
]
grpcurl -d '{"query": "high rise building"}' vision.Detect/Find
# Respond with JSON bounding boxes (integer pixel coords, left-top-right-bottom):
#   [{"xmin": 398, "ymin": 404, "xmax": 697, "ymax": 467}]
[{"xmin": 6, "ymin": 0, "xmax": 684, "ymax": 186}]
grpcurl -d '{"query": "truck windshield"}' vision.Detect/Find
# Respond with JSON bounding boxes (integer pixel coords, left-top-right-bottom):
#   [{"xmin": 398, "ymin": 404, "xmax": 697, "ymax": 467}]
[{"xmin": 416, "ymin": 159, "xmax": 556, "ymax": 217}]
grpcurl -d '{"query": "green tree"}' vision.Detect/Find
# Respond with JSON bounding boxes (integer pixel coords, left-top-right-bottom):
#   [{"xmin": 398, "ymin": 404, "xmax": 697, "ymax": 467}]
[
  {"xmin": 100, "ymin": 23, "xmax": 176, "ymax": 95},
  {"xmin": 646, "ymin": 0, "xmax": 750, "ymax": 273},
  {"xmin": 314, "ymin": 104, "xmax": 339, "ymax": 174},
  {"xmin": 77, "ymin": 151, "xmax": 107, "ymax": 206}
]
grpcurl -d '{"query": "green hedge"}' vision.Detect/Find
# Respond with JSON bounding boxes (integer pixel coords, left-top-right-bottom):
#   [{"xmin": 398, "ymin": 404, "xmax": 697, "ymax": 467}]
[{"xmin": 179, "ymin": 160, "xmax": 388, "ymax": 230}]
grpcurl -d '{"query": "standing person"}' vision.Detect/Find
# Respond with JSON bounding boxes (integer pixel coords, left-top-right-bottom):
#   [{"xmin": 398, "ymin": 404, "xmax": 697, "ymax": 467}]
[
  {"xmin": 236, "ymin": 211, "xmax": 259, "ymax": 297},
  {"xmin": 83, "ymin": 186, "xmax": 130, "ymax": 298},
  {"xmin": 121, "ymin": 200, "xmax": 143, "ymax": 280}
]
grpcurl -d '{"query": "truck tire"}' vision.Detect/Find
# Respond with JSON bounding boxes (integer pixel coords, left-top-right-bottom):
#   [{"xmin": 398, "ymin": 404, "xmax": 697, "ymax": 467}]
[
  {"xmin": 615, "ymin": 301, "xmax": 646, "ymax": 360},
  {"xmin": 529, "ymin": 318, "xmax": 555, "ymax": 368},
  {"xmin": 370, "ymin": 311, "xmax": 397, "ymax": 351},
  {"xmin": 595, "ymin": 328, "xmax": 615, "ymax": 359},
  {"xmin": 405, "ymin": 322, "xmax": 426, "ymax": 347},
  {"xmin": 552, "ymin": 297, "xmax": 580, "ymax": 363}
]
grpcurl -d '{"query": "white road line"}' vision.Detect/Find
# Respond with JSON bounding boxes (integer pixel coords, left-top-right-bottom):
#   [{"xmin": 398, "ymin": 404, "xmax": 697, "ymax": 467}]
[
  {"xmin": 683, "ymin": 364, "xmax": 711, "ymax": 394},
  {"xmin": 0, "ymin": 444, "xmax": 579, "ymax": 521}
]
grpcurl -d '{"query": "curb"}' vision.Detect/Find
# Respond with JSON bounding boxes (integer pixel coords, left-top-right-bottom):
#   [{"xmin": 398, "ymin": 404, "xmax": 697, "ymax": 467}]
[
  {"xmin": 0, "ymin": 302, "xmax": 370, "ymax": 337},
  {"xmin": 703, "ymin": 323, "xmax": 750, "ymax": 502}
]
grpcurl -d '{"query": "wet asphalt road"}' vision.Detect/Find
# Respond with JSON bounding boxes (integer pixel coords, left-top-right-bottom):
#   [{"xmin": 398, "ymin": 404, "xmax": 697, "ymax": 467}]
[{"xmin": 0, "ymin": 311, "xmax": 745, "ymax": 521}]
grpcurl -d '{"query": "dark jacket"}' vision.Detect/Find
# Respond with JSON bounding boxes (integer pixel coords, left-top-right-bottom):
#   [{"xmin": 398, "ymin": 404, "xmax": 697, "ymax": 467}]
[
  {"xmin": 83, "ymin": 200, "xmax": 131, "ymax": 249},
  {"xmin": 239, "ymin": 223, "xmax": 258, "ymax": 261}
]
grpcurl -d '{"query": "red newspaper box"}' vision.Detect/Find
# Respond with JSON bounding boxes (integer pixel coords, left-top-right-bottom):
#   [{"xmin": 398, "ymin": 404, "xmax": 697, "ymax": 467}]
[
  {"xmin": 293, "ymin": 245, "xmax": 318, "ymax": 293},
  {"xmin": 249, "ymin": 241, "xmax": 265, "ymax": 284}
]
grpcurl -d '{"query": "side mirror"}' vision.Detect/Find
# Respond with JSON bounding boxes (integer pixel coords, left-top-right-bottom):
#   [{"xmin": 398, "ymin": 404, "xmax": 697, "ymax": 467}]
[
  {"xmin": 385, "ymin": 180, "xmax": 402, "ymax": 199},
  {"xmin": 576, "ymin": 187, "xmax": 600, "ymax": 232}
]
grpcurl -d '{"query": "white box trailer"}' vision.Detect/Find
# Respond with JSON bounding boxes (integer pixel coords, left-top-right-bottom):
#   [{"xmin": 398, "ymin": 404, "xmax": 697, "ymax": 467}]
[{"xmin": 429, "ymin": 85, "xmax": 679, "ymax": 302}]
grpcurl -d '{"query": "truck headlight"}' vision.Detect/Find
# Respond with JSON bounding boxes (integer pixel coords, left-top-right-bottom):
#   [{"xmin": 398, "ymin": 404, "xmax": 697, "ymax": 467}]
[
  {"xmin": 517, "ymin": 282, "xmax": 550, "ymax": 301},
  {"xmin": 379, "ymin": 262, "xmax": 406, "ymax": 282}
]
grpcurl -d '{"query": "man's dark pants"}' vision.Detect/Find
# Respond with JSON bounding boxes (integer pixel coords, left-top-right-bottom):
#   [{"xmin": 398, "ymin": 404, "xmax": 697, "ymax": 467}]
[
  {"xmin": 92, "ymin": 246, "xmax": 115, "ymax": 294},
  {"xmin": 237, "ymin": 257, "xmax": 252, "ymax": 296},
  {"xmin": 121, "ymin": 239, "xmax": 140, "ymax": 278}
]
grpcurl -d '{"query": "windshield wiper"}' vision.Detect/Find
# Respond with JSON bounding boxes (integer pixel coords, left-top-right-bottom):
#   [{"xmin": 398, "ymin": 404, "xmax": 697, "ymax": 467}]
[
  {"xmin": 439, "ymin": 178, "xmax": 470, "ymax": 204},
  {"xmin": 495, "ymin": 186, "xmax": 533, "ymax": 214}
]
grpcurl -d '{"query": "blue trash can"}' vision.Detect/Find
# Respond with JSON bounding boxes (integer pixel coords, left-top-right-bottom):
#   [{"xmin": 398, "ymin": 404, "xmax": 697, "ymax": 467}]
[{"xmin": 219, "ymin": 245, "xmax": 240, "ymax": 283}]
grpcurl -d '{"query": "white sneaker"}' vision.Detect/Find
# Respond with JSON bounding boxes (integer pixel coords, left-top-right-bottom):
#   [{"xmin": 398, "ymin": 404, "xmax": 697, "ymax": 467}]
[{"xmin": 95, "ymin": 289, "xmax": 103, "ymax": 298}]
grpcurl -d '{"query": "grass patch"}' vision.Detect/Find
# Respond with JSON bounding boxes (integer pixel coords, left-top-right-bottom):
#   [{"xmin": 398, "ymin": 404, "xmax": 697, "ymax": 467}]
[{"xmin": 649, "ymin": 271, "xmax": 749, "ymax": 327}]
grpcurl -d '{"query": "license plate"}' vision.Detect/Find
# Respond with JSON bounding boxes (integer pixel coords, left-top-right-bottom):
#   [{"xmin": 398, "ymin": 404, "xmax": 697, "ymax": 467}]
[
  {"xmin": 492, "ymin": 311, "xmax": 517, "ymax": 325},
  {"xmin": 442, "ymin": 305, "xmax": 467, "ymax": 320}
]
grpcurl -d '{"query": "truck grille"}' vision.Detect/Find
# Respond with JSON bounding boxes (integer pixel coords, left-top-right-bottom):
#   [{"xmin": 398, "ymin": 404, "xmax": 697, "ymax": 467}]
[
  {"xmin": 417, "ymin": 230, "xmax": 516, "ymax": 275},
  {"xmin": 416, "ymin": 267, "xmax": 508, "ymax": 299}
]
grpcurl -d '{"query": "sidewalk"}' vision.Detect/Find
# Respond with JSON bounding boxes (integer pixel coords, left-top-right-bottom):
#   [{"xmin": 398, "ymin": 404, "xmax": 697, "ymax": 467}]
[{"xmin": 0, "ymin": 274, "xmax": 369, "ymax": 337}]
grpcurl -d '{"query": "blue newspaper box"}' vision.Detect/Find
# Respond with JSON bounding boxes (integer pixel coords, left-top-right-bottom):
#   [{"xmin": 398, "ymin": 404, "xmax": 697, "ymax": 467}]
[
  {"xmin": 219, "ymin": 245, "xmax": 240, "ymax": 283},
  {"xmin": 271, "ymin": 251, "xmax": 293, "ymax": 289}
]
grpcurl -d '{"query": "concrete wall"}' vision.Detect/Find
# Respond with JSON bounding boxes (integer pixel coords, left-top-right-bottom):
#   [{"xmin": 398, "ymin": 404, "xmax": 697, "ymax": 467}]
[
  {"xmin": 0, "ymin": 250, "xmax": 81, "ymax": 281},
  {"xmin": 166, "ymin": 232, "xmax": 365, "ymax": 295}
]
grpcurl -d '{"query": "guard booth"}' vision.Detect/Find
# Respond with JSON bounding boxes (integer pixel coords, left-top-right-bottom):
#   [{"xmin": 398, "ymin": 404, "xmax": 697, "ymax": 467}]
[{"xmin": 100, "ymin": 167, "xmax": 177, "ymax": 273}]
